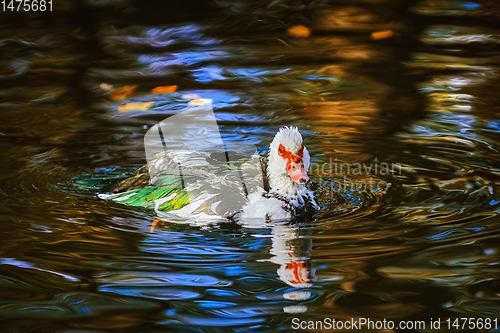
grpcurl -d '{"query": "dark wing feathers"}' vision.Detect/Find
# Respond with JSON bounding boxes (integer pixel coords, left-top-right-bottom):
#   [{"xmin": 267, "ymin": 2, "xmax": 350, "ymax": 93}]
[{"xmin": 103, "ymin": 150, "xmax": 266, "ymax": 216}]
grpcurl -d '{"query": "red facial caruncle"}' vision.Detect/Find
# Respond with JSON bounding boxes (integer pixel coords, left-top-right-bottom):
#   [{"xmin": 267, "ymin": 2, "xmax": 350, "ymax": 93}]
[{"xmin": 277, "ymin": 143, "xmax": 309, "ymax": 185}]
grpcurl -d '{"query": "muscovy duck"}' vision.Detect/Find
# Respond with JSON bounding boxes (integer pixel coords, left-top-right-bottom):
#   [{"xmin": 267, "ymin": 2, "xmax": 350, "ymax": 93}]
[{"xmin": 100, "ymin": 126, "xmax": 318, "ymax": 221}]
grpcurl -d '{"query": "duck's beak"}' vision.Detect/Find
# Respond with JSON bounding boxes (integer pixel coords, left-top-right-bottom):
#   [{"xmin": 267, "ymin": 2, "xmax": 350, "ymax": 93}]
[{"xmin": 288, "ymin": 161, "xmax": 309, "ymax": 185}]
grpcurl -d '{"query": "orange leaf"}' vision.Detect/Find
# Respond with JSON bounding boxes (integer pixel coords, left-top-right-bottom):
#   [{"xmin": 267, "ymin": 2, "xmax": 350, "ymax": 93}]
[
  {"xmin": 151, "ymin": 85, "xmax": 178, "ymax": 94},
  {"xmin": 118, "ymin": 102, "xmax": 154, "ymax": 111},
  {"xmin": 371, "ymin": 30, "xmax": 394, "ymax": 40},
  {"xmin": 287, "ymin": 25, "xmax": 311, "ymax": 37},
  {"xmin": 109, "ymin": 85, "xmax": 136, "ymax": 100}
]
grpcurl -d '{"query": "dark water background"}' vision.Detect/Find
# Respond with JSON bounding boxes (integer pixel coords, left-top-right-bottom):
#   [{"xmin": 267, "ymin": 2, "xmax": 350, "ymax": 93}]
[{"xmin": 1, "ymin": 0, "xmax": 500, "ymax": 332}]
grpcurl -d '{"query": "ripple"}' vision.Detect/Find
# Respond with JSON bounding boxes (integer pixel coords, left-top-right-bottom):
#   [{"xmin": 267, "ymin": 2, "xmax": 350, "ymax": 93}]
[
  {"xmin": 95, "ymin": 272, "xmax": 232, "ymax": 287},
  {"xmin": 164, "ymin": 314, "xmax": 266, "ymax": 327},
  {"xmin": 99, "ymin": 286, "xmax": 200, "ymax": 300},
  {"xmin": 0, "ymin": 292, "xmax": 158, "ymax": 318}
]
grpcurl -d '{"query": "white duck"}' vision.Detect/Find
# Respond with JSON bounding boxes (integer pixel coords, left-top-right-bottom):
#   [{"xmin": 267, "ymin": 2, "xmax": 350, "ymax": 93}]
[
  {"xmin": 241, "ymin": 126, "xmax": 318, "ymax": 220},
  {"xmin": 101, "ymin": 126, "xmax": 319, "ymax": 221}
]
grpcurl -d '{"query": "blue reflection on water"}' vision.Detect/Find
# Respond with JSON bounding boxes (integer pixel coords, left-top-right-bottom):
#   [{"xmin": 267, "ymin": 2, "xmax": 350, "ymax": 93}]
[
  {"xmin": 429, "ymin": 229, "xmax": 456, "ymax": 240},
  {"xmin": 464, "ymin": 227, "xmax": 484, "ymax": 232},
  {"xmin": 194, "ymin": 300, "xmax": 238, "ymax": 308},
  {"xmin": 486, "ymin": 121, "xmax": 500, "ymax": 132},
  {"xmin": 206, "ymin": 289, "xmax": 242, "ymax": 297},
  {"xmin": 98, "ymin": 286, "xmax": 200, "ymax": 300},
  {"xmin": 193, "ymin": 66, "xmax": 227, "ymax": 83},
  {"xmin": 0, "ymin": 258, "xmax": 80, "ymax": 282},
  {"xmin": 458, "ymin": 2, "xmax": 480, "ymax": 9},
  {"xmin": 216, "ymin": 113, "xmax": 267, "ymax": 123},
  {"xmin": 138, "ymin": 50, "xmax": 234, "ymax": 67},
  {"xmin": 227, "ymin": 67, "xmax": 290, "ymax": 77}
]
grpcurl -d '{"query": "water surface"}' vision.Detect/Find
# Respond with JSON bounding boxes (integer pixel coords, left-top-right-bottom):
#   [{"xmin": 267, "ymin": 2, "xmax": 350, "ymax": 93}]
[{"xmin": 1, "ymin": 0, "xmax": 500, "ymax": 332}]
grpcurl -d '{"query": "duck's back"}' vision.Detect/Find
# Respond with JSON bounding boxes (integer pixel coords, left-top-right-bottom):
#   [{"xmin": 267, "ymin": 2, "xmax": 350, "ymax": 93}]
[{"xmin": 100, "ymin": 150, "xmax": 266, "ymax": 220}]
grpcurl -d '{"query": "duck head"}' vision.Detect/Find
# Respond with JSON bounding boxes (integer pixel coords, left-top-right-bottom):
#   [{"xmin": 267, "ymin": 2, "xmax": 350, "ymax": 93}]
[{"xmin": 268, "ymin": 127, "xmax": 311, "ymax": 196}]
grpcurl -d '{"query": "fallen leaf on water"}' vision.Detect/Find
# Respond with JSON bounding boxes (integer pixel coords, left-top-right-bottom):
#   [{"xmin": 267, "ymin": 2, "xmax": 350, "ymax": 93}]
[
  {"xmin": 119, "ymin": 102, "xmax": 154, "ymax": 111},
  {"xmin": 100, "ymin": 83, "xmax": 114, "ymax": 91},
  {"xmin": 110, "ymin": 85, "xmax": 137, "ymax": 100},
  {"xmin": 188, "ymin": 99, "xmax": 212, "ymax": 105},
  {"xmin": 151, "ymin": 85, "xmax": 178, "ymax": 94},
  {"xmin": 287, "ymin": 25, "xmax": 311, "ymax": 37},
  {"xmin": 371, "ymin": 30, "xmax": 394, "ymax": 40}
]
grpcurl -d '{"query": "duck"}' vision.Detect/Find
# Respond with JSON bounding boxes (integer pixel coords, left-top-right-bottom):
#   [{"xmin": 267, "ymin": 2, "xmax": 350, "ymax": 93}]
[{"xmin": 100, "ymin": 126, "xmax": 319, "ymax": 221}]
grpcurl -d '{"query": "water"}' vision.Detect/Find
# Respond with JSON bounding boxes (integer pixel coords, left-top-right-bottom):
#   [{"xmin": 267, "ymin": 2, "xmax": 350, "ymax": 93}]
[{"xmin": 1, "ymin": 0, "xmax": 500, "ymax": 332}]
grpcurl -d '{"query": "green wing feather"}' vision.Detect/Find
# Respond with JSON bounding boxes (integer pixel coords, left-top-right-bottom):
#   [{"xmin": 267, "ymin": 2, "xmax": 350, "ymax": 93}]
[
  {"xmin": 106, "ymin": 185, "xmax": 191, "ymax": 211},
  {"xmin": 158, "ymin": 190, "xmax": 190, "ymax": 211}
]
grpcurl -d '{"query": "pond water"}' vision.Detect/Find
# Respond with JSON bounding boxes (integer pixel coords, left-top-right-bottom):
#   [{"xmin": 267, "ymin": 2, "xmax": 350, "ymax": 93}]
[{"xmin": 1, "ymin": 0, "xmax": 500, "ymax": 332}]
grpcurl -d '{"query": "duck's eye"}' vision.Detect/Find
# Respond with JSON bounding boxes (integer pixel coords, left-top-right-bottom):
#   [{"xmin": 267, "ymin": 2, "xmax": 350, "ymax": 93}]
[{"xmin": 278, "ymin": 144, "xmax": 284, "ymax": 156}]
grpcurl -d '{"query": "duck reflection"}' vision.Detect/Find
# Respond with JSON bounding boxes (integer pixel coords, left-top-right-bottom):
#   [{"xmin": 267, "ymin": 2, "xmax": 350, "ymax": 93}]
[
  {"xmin": 150, "ymin": 218, "xmax": 316, "ymax": 291},
  {"xmin": 269, "ymin": 222, "xmax": 315, "ymax": 289}
]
